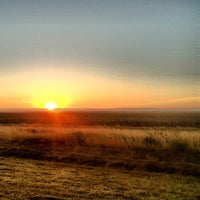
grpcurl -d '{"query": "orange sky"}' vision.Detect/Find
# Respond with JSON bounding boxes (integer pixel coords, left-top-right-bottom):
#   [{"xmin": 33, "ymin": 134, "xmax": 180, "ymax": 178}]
[{"xmin": 0, "ymin": 62, "xmax": 199, "ymax": 110}]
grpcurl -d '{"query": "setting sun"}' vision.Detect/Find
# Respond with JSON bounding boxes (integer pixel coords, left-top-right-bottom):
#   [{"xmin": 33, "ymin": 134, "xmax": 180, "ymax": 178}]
[{"xmin": 44, "ymin": 102, "xmax": 57, "ymax": 111}]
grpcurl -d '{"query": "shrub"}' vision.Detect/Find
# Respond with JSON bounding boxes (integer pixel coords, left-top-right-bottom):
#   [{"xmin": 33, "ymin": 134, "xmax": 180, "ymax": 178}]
[
  {"xmin": 169, "ymin": 139, "xmax": 189, "ymax": 154},
  {"xmin": 142, "ymin": 135, "xmax": 160, "ymax": 150},
  {"xmin": 70, "ymin": 131, "xmax": 86, "ymax": 146}
]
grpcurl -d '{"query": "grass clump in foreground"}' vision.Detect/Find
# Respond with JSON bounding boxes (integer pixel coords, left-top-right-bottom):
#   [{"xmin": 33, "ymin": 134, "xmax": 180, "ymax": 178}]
[{"xmin": 0, "ymin": 125, "xmax": 200, "ymax": 177}]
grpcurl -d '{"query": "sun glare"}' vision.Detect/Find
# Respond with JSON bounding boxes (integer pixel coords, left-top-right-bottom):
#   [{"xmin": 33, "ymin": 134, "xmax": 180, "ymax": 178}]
[{"xmin": 45, "ymin": 102, "xmax": 58, "ymax": 111}]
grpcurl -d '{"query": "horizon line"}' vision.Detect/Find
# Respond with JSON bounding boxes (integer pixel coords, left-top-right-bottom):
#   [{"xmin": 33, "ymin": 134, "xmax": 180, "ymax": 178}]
[{"xmin": 0, "ymin": 107, "xmax": 199, "ymax": 113}]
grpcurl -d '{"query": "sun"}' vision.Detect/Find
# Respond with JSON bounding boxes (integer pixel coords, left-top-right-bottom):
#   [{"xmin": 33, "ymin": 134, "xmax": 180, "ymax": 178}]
[{"xmin": 44, "ymin": 102, "xmax": 58, "ymax": 111}]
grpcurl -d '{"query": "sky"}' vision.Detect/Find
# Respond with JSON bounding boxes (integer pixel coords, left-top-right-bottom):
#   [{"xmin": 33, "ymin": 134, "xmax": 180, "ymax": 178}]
[{"xmin": 0, "ymin": 0, "xmax": 199, "ymax": 109}]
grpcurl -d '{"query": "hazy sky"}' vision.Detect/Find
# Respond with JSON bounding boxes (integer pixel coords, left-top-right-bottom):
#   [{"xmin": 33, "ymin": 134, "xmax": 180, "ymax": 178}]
[{"xmin": 0, "ymin": 0, "xmax": 199, "ymax": 109}]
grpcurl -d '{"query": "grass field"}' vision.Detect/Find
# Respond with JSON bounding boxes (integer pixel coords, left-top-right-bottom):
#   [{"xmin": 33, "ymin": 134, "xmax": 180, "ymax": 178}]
[
  {"xmin": 1, "ymin": 157, "xmax": 200, "ymax": 200},
  {"xmin": 0, "ymin": 111, "xmax": 200, "ymax": 199}
]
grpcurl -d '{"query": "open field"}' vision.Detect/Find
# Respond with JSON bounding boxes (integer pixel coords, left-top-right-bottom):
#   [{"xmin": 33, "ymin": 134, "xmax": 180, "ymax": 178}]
[
  {"xmin": 1, "ymin": 157, "xmax": 200, "ymax": 200},
  {"xmin": 0, "ymin": 111, "xmax": 199, "ymax": 127},
  {"xmin": 0, "ymin": 111, "xmax": 200, "ymax": 199}
]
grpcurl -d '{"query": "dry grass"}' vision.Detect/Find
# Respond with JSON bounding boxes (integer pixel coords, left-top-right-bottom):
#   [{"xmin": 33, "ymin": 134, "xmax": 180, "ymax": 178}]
[
  {"xmin": 1, "ymin": 125, "xmax": 199, "ymax": 150},
  {"xmin": 0, "ymin": 125, "xmax": 200, "ymax": 177},
  {"xmin": 0, "ymin": 157, "xmax": 200, "ymax": 200},
  {"xmin": 0, "ymin": 111, "xmax": 200, "ymax": 199}
]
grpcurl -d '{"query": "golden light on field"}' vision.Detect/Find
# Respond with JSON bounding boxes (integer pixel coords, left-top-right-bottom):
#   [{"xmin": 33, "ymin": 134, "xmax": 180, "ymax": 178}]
[{"xmin": 44, "ymin": 102, "xmax": 57, "ymax": 111}]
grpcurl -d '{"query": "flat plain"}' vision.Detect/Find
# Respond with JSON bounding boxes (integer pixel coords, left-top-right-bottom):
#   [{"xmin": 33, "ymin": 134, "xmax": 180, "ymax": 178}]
[{"xmin": 0, "ymin": 111, "xmax": 200, "ymax": 199}]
